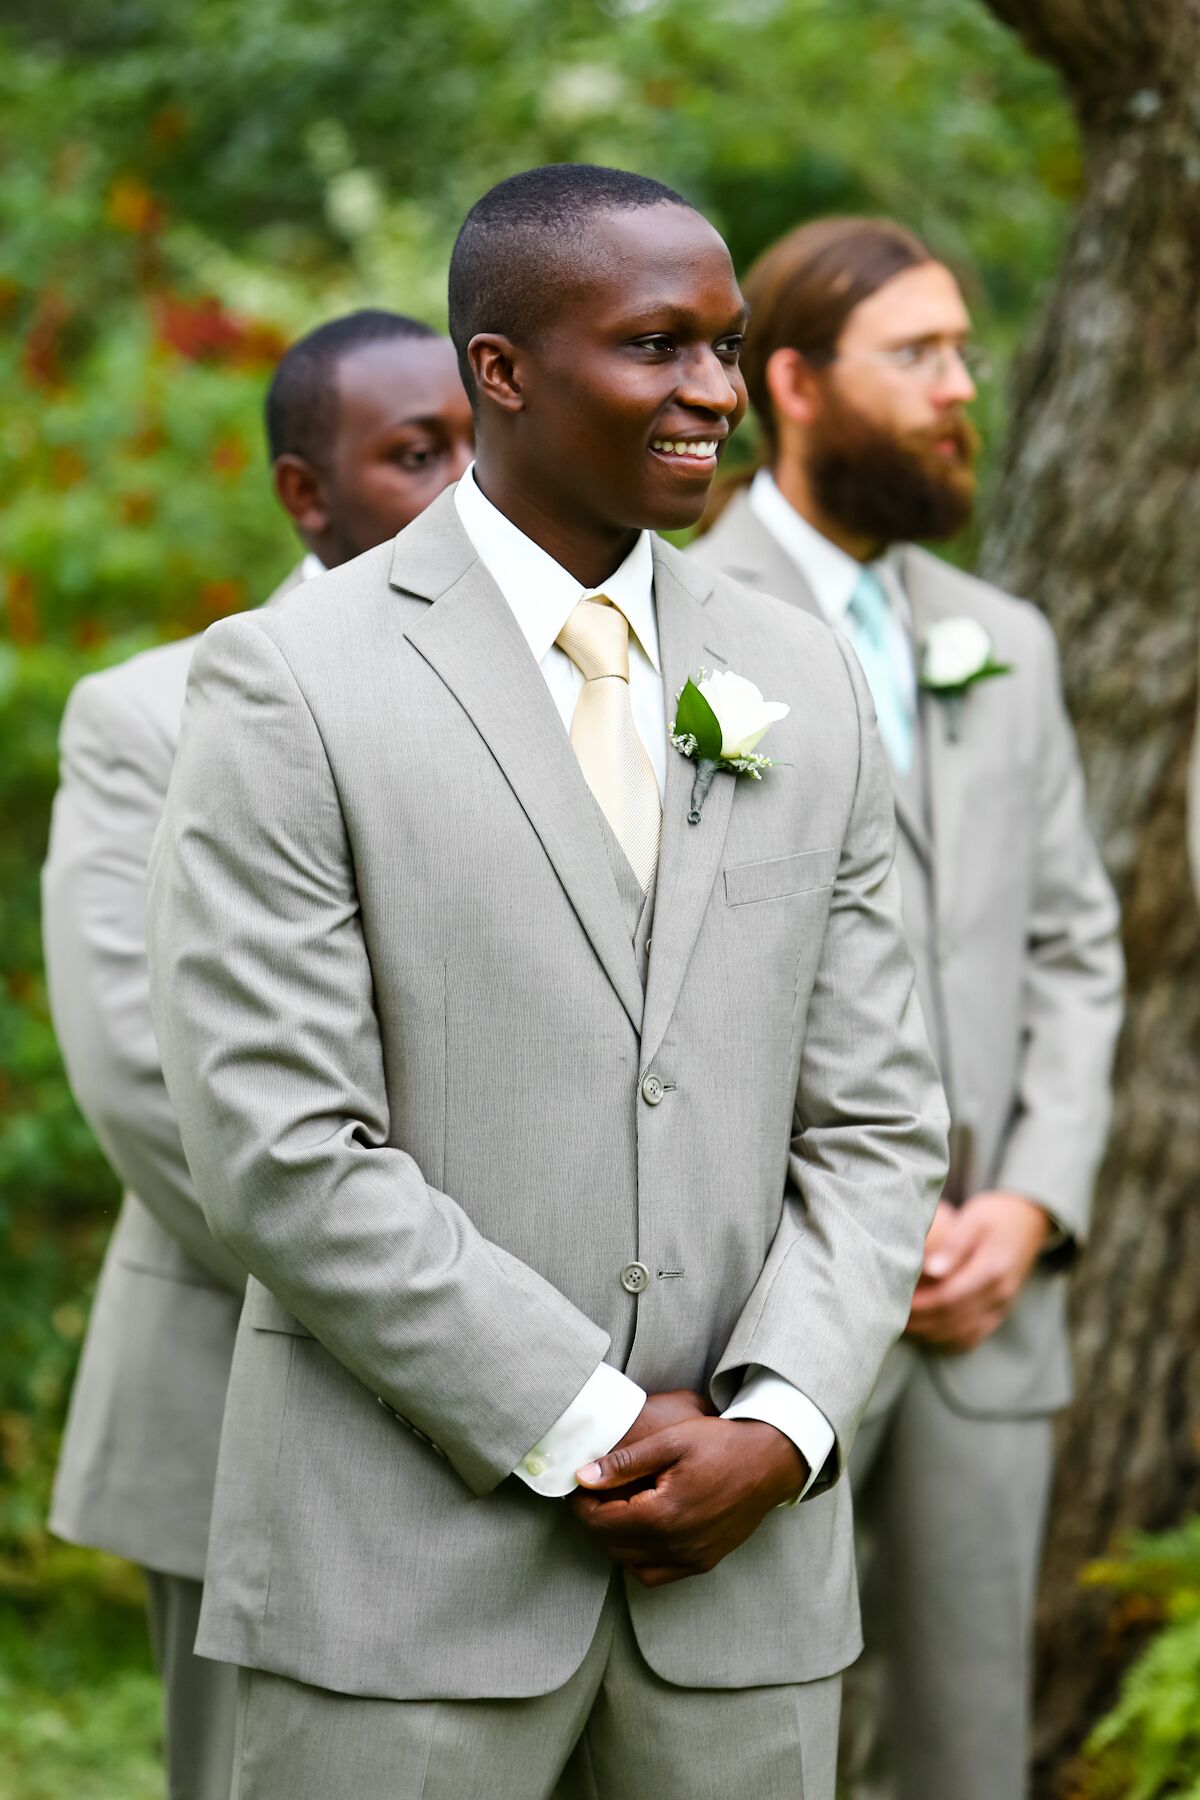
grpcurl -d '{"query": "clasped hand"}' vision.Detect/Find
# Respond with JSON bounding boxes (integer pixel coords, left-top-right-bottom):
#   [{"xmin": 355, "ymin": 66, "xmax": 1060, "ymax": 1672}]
[
  {"xmin": 568, "ymin": 1389, "xmax": 807, "ymax": 1589},
  {"xmin": 905, "ymin": 1191, "xmax": 1051, "ymax": 1354}
]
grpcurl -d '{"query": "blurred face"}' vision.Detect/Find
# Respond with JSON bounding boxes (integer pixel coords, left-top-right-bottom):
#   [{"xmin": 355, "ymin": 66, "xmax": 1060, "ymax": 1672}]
[
  {"xmin": 808, "ymin": 262, "xmax": 978, "ymax": 545},
  {"xmin": 472, "ymin": 205, "xmax": 747, "ymax": 562},
  {"xmin": 282, "ymin": 336, "xmax": 474, "ymax": 565}
]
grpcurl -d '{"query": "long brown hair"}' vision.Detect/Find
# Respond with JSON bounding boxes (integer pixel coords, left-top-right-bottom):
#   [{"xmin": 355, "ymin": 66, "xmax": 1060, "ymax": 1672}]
[{"xmin": 698, "ymin": 216, "xmax": 932, "ymax": 532}]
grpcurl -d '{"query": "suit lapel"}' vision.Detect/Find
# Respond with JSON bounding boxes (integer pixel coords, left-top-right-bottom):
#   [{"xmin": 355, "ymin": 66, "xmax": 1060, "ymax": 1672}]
[
  {"xmin": 704, "ymin": 496, "xmax": 930, "ymax": 865},
  {"xmin": 901, "ymin": 547, "xmax": 973, "ymax": 929},
  {"xmin": 639, "ymin": 543, "xmax": 737, "ymax": 1071},
  {"xmin": 396, "ymin": 493, "xmax": 644, "ymax": 1035}
]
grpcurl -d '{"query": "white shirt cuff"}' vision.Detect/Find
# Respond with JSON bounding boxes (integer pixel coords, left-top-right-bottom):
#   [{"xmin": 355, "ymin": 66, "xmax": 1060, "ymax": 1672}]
[
  {"xmin": 721, "ymin": 1366, "xmax": 834, "ymax": 1501},
  {"xmin": 514, "ymin": 1364, "xmax": 646, "ymax": 1498}
]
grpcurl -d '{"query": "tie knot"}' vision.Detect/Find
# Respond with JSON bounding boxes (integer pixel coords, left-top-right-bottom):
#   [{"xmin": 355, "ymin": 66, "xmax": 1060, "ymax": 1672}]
[{"xmin": 556, "ymin": 596, "xmax": 631, "ymax": 684}]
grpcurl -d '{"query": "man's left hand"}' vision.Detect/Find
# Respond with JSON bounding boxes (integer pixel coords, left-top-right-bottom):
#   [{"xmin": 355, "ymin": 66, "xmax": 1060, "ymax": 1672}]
[
  {"xmin": 568, "ymin": 1418, "xmax": 806, "ymax": 1588},
  {"xmin": 905, "ymin": 1191, "xmax": 1051, "ymax": 1354}
]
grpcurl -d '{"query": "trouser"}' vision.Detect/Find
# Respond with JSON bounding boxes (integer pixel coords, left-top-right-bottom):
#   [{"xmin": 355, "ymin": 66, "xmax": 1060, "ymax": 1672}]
[
  {"xmin": 840, "ymin": 1343, "xmax": 1055, "ymax": 1800},
  {"xmin": 144, "ymin": 1569, "xmax": 238, "ymax": 1800},
  {"xmin": 231, "ymin": 1577, "xmax": 842, "ymax": 1799}
]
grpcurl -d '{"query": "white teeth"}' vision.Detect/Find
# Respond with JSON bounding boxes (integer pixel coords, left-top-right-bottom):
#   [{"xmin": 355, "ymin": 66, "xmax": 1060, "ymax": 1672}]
[{"xmin": 652, "ymin": 439, "xmax": 718, "ymax": 457}]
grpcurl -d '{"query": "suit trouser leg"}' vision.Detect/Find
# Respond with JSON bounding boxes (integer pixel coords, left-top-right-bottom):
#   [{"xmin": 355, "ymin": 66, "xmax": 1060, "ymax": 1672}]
[
  {"xmin": 556, "ymin": 1591, "xmax": 840, "ymax": 1800},
  {"xmin": 144, "ymin": 1569, "xmax": 239, "ymax": 1800},
  {"xmin": 231, "ymin": 1578, "xmax": 839, "ymax": 1800},
  {"xmin": 843, "ymin": 1353, "xmax": 1054, "ymax": 1800}
]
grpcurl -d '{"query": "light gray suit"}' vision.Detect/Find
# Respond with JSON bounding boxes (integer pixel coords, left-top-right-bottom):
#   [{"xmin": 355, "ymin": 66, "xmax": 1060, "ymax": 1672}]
[
  {"xmin": 694, "ymin": 491, "xmax": 1123, "ymax": 1799},
  {"xmin": 147, "ymin": 488, "xmax": 948, "ymax": 1798},
  {"xmin": 43, "ymin": 567, "xmax": 302, "ymax": 1800}
]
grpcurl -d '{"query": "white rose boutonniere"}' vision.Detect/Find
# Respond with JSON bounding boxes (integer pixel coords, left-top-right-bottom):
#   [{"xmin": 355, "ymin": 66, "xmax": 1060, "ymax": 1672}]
[
  {"xmin": 920, "ymin": 618, "xmax": 1012, "ymax": 740},
  {"xmin": 669, "ymin": 669, "xmax": 789, "ymax": 823}
]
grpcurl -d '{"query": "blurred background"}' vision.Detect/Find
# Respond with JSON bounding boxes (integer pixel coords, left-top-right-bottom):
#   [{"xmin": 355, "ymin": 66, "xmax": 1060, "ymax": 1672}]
[{"xmin": 2, "ymin": 2, "xmax": 1198, "ymax": 1796}]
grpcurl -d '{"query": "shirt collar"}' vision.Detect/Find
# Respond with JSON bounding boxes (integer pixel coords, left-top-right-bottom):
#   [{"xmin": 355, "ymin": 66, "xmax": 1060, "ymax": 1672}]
[
  {"xmin": 300, "ymin": 552, "xmax": 327, "ymax": 583},
  {"xmin": 454, "ymin": 463, "xmax": 660, "ymax": 670}
]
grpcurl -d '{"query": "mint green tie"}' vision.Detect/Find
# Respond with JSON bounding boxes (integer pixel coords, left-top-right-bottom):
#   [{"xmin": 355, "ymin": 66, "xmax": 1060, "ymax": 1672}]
[{"xmin": 846, "ymin": 567, "xmax": 915, "ymax": 776}]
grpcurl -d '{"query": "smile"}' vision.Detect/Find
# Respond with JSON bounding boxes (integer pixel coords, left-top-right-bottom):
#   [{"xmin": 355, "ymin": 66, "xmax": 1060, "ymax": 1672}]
[{"xmin": 650, "ymin": 438, "xmax": 720, "ymax": 463}]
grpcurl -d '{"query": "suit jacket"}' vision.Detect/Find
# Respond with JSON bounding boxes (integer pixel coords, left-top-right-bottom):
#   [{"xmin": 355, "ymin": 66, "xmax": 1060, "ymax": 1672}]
[
  {"xmin": 147, "ymin": 487, "xmax": 948, "ymax": 1698},
  {"xmin": 695, "ymin": 491, "xmax": 1123, "ymax": 1417},
  {"xmin": 44, "ymin": 566, "xmax": 303, "ymax": 1580}
]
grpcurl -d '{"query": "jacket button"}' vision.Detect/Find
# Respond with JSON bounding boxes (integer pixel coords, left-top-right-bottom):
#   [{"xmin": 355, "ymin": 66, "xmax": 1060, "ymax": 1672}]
[
  {"xmin": 620, "ymin": 1261, "xmax": 651, "ymax": 1295},
  {"xmin": 641, "ymin": 1073, "xmax": 665, "ymax": 1105}
]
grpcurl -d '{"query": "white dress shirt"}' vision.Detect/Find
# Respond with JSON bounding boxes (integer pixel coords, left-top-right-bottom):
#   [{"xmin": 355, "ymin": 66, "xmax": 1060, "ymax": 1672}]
[
  {"xmin": 748, "ymin": 469, "xmax": 917, "ymax": 709},
  {"xmin": 300, "ymin": 552, "xmax": 327, "ymax": 583},
  {"xmin": 454, "ymin": 465, "xmax": 834, "ymax": 1499}
]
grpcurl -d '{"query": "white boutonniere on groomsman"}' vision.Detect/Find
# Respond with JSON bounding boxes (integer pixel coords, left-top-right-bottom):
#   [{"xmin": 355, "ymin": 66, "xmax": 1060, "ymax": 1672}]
[
  {"xmin": 919, "ymin": 617, "xmax": 1012, "ymax": 741},
  {"xmin": 670, "ymin": 669, "xmax": 789, "ymax": 823}
]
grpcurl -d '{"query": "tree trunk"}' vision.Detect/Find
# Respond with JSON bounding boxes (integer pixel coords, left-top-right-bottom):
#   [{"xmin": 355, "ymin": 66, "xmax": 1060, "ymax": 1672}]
[{"xmin": 977, "ymin": 3, "xmax": 1200, "ymax": 1788}]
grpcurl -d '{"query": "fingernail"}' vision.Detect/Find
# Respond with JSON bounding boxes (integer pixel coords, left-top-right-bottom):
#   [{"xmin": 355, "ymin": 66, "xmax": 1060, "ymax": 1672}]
[
  {"xmin": 926, "ymin": 1255, "xmax": 949, "ymax": 1276},
  {"xmin": 576, "ymin": 1462, "xmax": 601, "ymax": 1484}
]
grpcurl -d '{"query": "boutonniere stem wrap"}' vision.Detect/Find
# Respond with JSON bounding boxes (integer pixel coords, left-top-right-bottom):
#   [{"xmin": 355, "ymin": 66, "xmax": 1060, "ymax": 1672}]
[
  {"xmin": 669, "ymin": 670, "xmax": 789, "ymax": 823},
  {"xmin": 919, "ymin": 618, "xmax": 1012, "ymax": 743}
]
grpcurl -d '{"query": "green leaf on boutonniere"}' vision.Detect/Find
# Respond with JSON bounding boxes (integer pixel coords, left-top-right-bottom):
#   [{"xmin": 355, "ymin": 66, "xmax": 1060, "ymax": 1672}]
[
  {"xmin": 919, "ymin": 658, "xmax": 1013, "ymax": 699},
  {"xmin": 673, "ymin": 678, "xmax": 723, "ymax": 760}
]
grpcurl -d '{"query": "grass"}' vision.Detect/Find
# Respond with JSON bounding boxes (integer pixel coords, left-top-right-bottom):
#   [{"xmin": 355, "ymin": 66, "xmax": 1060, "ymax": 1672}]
[{"xmin": 0, "ymin": 1549, "xmax": 163, "ymax": 1799}]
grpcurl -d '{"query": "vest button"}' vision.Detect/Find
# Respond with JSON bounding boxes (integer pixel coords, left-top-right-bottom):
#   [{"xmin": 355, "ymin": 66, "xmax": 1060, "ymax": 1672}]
[
  {"xmin": 620, "ymin": 1261, "xmax": 651, "ymax": 1295},
  {"xmin": 641, "ymin": 1073, "xmax": 665, "ymax": 1105}
]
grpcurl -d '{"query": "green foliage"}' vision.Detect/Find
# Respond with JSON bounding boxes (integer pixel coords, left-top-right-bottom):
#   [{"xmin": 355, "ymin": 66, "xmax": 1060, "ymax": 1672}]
[
  {"xmin": 0, "ymin": 1, "xmax": 1079, "ymax": 1789},
  {"xmin": 1072, "ymin": 1522, "xmax": 1200, "ymax": 1799}
]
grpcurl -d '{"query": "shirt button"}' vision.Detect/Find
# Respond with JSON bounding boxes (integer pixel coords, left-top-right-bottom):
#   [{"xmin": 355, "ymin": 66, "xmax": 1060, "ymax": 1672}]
[
  {"xmin": 641, "ymin": 1073, "xmax": 665, "ymax": 1105},
  {"xmin": 522, "ymin": 1452, "xmax": 549, "ymax": 1478},
  {"xmin": 620, "ymin": 1261, "xmax": 651, "ymax": 1295}
]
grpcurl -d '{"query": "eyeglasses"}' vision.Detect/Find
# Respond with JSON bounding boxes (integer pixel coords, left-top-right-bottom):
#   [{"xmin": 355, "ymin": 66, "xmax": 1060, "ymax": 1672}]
[{"xmin": 821, "ymin": 342, "xmax": 992, "ymax": 384}]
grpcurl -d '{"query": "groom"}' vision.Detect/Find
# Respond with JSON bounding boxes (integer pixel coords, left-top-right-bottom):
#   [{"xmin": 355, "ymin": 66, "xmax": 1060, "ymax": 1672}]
[{"xmin": 148, "ymin": 165, "xmax": 948, "ymax": 1800}]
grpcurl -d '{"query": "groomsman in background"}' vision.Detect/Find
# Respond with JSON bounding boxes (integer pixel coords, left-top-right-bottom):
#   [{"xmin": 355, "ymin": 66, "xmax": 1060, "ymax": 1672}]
[
  {"xmin": 693, "ymin": 217, "xmax": 1124, "ymax": 1800},
  {"xmin": 42, "ymin": 309, "xmax": 472, "ymax": 1800}
]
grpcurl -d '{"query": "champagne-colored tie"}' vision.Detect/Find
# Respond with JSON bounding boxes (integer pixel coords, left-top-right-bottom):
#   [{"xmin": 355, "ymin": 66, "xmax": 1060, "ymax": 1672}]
[{"xmin": 556, "ymin": 596, "xmax": 662, "ymax": 891}]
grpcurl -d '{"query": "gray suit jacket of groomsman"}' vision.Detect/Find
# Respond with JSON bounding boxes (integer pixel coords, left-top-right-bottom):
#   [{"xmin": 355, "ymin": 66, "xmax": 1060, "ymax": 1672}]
[
  {"xmin": 43, "ymin": 568, "xmax": 302, "ymax": 1581},
  {"xmin": 146, "ymin": 487, "xmax": 948, "ymax": 1700},
  {"xmin": 695, "ymin": 491, "xmax": 1123, "ymax": 1418}
]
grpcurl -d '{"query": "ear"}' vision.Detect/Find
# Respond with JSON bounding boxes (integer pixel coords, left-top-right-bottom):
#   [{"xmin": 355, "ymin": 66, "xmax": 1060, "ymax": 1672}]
[
  {"xmin": 467, "ymin": 333, "xmax": 525, "ymax": 415},
  {"xmin": 764, "ymin": 346, "xmax": 824, "ymax": 429},
  {"xmin": 273, "ymin": 454, "xmax": 330, "ymax": 534}
]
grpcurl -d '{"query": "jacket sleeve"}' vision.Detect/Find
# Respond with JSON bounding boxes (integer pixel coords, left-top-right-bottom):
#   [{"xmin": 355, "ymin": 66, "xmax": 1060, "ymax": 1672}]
[
  {"xmin": 146, "ymin": 615, "xmax": 610, "ymax": 1497},
  {"xmin": 992, "ymin": 611, "xmax": 1124, "ymax": 1243},
  {"xmin": 41, "ymin": 670, "xmax": 245, "ymax": 1294},
  {"xmin": 712, "ymin": 638, "xmax": 949, "ymax": 1488}
]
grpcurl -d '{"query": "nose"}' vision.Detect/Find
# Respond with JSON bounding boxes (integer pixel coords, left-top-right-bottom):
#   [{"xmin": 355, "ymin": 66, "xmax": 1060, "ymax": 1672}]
[
  {"xmin": 935, "ymin": 349, "xmax": 976, "ymax": 408},
  {"xmin": 447, "ymin": 436, "xmax": 475, "ymax": 483},
  {"xmin": 677, "ymin": 345, "xmax": 742, "ymax": 417}
]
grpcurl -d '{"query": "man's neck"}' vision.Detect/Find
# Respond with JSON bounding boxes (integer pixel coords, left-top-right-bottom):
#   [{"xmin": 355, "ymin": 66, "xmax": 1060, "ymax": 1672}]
[
  {"xmin": 771, "ymin": 460, "xmax": 882, "ymax": 564},
  {"xmin": 473, "ymin": 457, "xmax": 641, "ymax": 590}
]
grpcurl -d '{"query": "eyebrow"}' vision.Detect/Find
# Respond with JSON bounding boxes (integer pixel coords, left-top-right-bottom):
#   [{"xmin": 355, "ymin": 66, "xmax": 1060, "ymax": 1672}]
[
  {"xmin": 877, "ymin": 328, "xmax": 970, "ymax": 350},
  {"xmin": 617, "ymin": 300, "xmax": 750, "ymax": 333}
]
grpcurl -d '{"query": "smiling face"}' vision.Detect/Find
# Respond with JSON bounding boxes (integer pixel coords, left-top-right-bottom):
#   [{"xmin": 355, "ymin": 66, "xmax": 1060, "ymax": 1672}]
[
  {"xmin": 279, "ymin": 335, "xmax": 475, "ymax": 565},
  {"xmin": 470, "ymin": 204, "xmax": 748, "ymax": 579}
]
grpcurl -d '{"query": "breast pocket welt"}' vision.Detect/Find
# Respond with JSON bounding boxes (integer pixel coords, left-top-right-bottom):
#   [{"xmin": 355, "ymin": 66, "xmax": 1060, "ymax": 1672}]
[{"xmin": 723, "ymin": 847, "xmax": 838, "ymax": 908}]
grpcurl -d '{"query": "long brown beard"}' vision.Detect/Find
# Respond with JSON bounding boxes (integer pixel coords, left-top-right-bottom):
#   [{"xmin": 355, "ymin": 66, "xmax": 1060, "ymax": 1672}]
[{"xmin": 807, "ymin": 391, "xmax": 978, "ymax": 547}]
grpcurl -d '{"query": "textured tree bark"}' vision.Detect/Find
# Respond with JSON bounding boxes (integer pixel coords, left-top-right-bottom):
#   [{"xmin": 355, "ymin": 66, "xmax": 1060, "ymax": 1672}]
[{"xmin": 977, "ymin": 3, "xmax": 1200, "ymax": 1789}]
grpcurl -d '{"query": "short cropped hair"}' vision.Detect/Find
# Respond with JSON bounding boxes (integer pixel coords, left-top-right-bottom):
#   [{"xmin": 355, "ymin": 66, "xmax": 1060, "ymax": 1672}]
[
  {"xmin": 266, "ymin": 310, "xmax": 438, "ymax": 465},
  {"xmin": 448, "ymin": 164, "xmax": 690, "ymax": 394}
]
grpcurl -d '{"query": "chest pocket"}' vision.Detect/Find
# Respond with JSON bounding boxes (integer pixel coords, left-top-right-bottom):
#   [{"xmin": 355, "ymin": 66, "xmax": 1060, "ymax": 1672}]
[{"xmin": 724, "ymin": 847, "xmax": 838, "ymax": 907}]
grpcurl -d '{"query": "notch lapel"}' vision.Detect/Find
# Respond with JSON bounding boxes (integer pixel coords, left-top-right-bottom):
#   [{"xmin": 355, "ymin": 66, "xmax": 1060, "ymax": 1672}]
[
  {"xmin": 704, "ymin": 497, "xmax": 930, "ymax": 865},
  {"xmin": 396, "ymin": 494, "xmax": 644, "ymax": 1034},
  {"xmin": 638, "ymin": 544, "xmax": 737, "ymax": 1071},
  {"xmin": 901, "ymin": 548, "xmax": 973, "ymax": 931}
]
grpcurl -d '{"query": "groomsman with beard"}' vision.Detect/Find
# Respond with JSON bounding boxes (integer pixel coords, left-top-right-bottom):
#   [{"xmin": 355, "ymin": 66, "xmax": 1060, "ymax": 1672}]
[
  {"xmin": 42, "ymin": 309, "xmax": 473, "ymax": 1800},
  {"xmin": 694, "ymin": 216, "xmax": 1124, "ymax": 1800},
  {"xmin": 146, "ymin": 165, "xmax": 948, "ymax": 1800}
]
